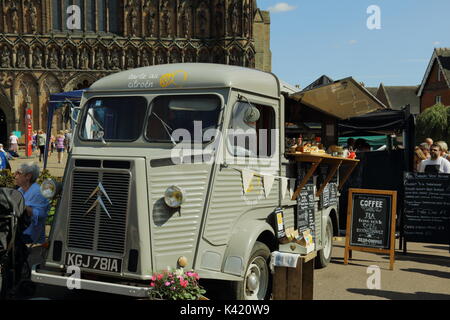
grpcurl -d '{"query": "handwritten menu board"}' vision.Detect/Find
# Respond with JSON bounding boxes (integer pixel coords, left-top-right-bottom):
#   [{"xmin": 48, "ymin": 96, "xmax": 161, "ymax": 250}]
[
  {"xmin": 349, "ymin": 193, "xmax": 392, "ymax": 249},
  {"xmin": 345, "ymin": 189, "xmax": 397, "ymax": 270},
  {"xmin": 403, "ymin": 172, "xmax": 450, "ymax": 245},
  {"xmin": 297, "ymin": 184, "xmax": 316, "ymax": 239}
]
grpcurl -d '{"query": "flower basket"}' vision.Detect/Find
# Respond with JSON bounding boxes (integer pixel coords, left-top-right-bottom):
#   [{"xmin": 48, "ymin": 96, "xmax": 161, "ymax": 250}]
[{"xmin": 148, "ymin": 269, "xmax": 207, "ymax": 300}]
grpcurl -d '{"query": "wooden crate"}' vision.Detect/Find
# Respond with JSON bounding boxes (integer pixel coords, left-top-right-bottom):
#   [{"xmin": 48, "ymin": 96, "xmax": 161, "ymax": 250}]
[{"xmin": 272, "ymin": 252, "xmax": 316, "ymax": 300}]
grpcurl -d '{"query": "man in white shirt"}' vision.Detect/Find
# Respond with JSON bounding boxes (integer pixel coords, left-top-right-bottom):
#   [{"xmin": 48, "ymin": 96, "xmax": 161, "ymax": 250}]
[
  {"xmin": 418, "ymin": 143, "xmax": 450, "ymax": 174},
  {"xmin": 9, "ymin": 132, "xmax": 19, "ymax": 153}
]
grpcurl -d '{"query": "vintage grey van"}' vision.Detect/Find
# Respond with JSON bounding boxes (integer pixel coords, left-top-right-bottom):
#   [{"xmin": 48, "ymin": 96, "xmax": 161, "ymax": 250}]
[{"xmin": 32, "ymin": 63, "xmax": 338, "ymax": 299}]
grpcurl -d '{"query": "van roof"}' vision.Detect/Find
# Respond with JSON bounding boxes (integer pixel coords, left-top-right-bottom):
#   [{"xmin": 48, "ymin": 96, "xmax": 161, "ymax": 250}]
[{"xmin": 88, "ymin": 63, "xmax": 281, "ymax": 98}]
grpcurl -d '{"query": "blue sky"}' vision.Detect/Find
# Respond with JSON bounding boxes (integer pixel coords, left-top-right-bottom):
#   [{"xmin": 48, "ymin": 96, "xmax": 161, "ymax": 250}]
[{"xmin": 258, "ymin": 0, "xmax": 450, "ymax": 88}]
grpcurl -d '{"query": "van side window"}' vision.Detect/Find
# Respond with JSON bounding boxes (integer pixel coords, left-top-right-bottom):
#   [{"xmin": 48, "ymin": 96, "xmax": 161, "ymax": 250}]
[
  {"xmin": 228, "ymin": 102, "xmax": 276, "ymax": 158},
  {"xmin": 145, "ymin": 95, "xmax": 221, "ymax": 144}
]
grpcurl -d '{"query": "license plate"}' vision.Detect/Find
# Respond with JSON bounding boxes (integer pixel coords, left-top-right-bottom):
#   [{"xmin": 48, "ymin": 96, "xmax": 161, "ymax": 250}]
[{"xmin": 65, "ymin": 252, "xmax": 122, "ymax": 273}]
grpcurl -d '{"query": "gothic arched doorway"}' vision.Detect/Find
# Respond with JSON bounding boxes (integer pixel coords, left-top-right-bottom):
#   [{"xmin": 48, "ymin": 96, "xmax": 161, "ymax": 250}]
[{"xmin": 0, "ymin": 108, "xmax": 8, "ymax": 147}]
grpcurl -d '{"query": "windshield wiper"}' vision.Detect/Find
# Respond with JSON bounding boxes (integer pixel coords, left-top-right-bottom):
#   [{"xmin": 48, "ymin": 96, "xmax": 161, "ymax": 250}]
[
  {"xmin": 151, "ymin": 111, "xmax": 177, "ymax": 145},
  {"xmin": 87, "ymin": 111, "xmax": 107, "ymax": 144}
]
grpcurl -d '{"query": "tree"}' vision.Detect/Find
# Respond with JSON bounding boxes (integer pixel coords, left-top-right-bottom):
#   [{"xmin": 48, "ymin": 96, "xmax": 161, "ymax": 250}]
[{"xmin": 416, "ymin": 103, "xmax": 450, "ymax": 143}]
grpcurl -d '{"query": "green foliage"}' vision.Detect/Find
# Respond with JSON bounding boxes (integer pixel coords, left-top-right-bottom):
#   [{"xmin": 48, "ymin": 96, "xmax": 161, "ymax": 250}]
[
  {"xmin": 0, "ymin": 169, "xmax": 61, "ymax": 225},
  {"xmin": 148, "ymin": 269, "xmax": 206, "ymax": 300},
  {"xmin": 416, "ymin": 103, "xmax": 450, "ymax": 143}
]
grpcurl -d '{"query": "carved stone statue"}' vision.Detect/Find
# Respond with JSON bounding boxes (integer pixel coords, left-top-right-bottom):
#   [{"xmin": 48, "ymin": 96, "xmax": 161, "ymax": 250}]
[
  {"xmin": 243, "ymin": 1, "xmax": 251, "ymax": 37},
  {"xmin": 1, "ymin": 47, "xmax": 11, "ymax": 68},
  {"xmin": 111, "ymin": 49, "xmax": 121, "ymax": 70},
  {"xmin": 80, "ymin": 48, "xmax": 89, "ymax": 69},
  {"xmin": 147, "ymin": 10, "xmax": 155, "ymax": 37},
  {"xmin": 170, "ymin": 50, "xmax": 180, "ymax": 63},
  {"xmin": 142, "ymin": 50, "xmax": 151, "ymax": 66},
  {"xmin": 130, "ymin": 9, "xmax": 138, "ymax": 36},
  {"xmin": 65, "ymin": 48, "xmax": 74, "ymax": 69},
  {"xmin": 179, "ymin": 3, "xmax": 190, "ymax": 38},
  {"xmin": 230, "ymin": 2, "xmax": 240, "ymax": 36},
  {"xmin": 49, "ymin": 48, "xmax": 59, "ymax": 69},
  {"xmin": 156, "ymin": 50, "xmax": 166, "ymax": 65},
  {"xmin": 126, "ymin": 51, "xmax": 135, "ymax": 69},
  {"xmin": 10, "ymin": 1, "xmax": 19, "ymax": 33},
  {"xmin": 184, "ymin": 50, "xmax": 195, "ymax": 63},
  {"xmin": 17, "ymin": 47, "xmax": 27, "ymax": 68},
  {"xmin": 28, "ymin": 2, "xmax": 38, "ymax": 34},
  {"xmin": 160, "ymin": 1, "xmax": 171, "ymax": 37},
  {"xmin": 95, "ymin": 50, "xmax": 105, "ymax": 70},
  {"xmin": 32, "ymin": 47, "xmax": 42, "ymax": 68}
]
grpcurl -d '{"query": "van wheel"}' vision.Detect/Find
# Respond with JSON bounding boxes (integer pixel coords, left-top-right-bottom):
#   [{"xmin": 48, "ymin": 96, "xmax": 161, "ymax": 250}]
[
  {"xmin": 232, "ymin": 241, "xmax": 271, "ymax": 300},
  {"xmin": 316, "ymin": 216, "xmax": 333, "ymax": 269}
]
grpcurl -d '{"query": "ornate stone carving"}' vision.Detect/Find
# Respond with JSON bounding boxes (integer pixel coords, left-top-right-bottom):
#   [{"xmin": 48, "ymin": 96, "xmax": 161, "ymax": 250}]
[
  {"xmin": 156, "ymin": 49, "xmax": 167, "ymax": 65},
  {"xmin": 1, "ymin": 47, "xmax": 11, "ymax": 68},
  {"xmin": 184, "ymin": 49, "xmax": 195, "ymax": 63},
  {"xmin": 146, "ymin": 8, "xmax": 156, "ymax": 37},
  {"xmin": 95, "ymin": 49, "xmax": 105, "ymax": 70},
  {"xmin": 0, "ymin": 72, "xmax": 13, "ymax": 88},
  {"xmin": 178, "ymin": 2, "xmax": 191, "ymax": 38},
  {"xmin": 17, "ymin": 47, "xmax": 27, "ymax": 68},
  {"xmin": 9, "ymin": 0, "xmax": 20, "ymax": 33},
  {"xmin": 32, "ymin": 47, "xmax": 42, "ymax": 68},
  {"xmin": 48, "ymin": 48, "xmax": 59, "ymax": 69},
  {"xmin": 126, "ymin": 50, "xmax": 136, "ymax": 69},
  {"xmin": 79, "ymin": 48, "xmax": 90, "ymax": 70},
  {"xmin": 170, "ymin": 49, "xmax": 180, "ymax": 63},
  {"xmin": 243, "ymin": 1, "xmax": 252, "ymax": 37},
  {"xmin": 142, "ymin": 49, "xmax": 152, "ymax": 66},
  {"xmin": 160, "ymin": 0, "xmax": 172, "ymax": 37},
  {"xmin": 110, "ymin": 49, "xmax": 121, "ymax": 70},
  {"xmin": 27, "ymin": 1, "xmax": 39, "ymax": 34},
  {"xmin": 64, "ymin": 48, "xmax": 75, "ymax": 69},
  {"xmin": 230, "ymin": 1, "xmax": 240, "ymax": 36}
]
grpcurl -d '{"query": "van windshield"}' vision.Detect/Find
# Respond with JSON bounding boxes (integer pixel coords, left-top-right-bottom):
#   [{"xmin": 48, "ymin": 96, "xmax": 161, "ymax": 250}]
[
  {"xmin": 80, "ymin": 96, "xmax": 147, "ymax": 141},
  {"xmin": 145, "ymin": 95, "xmax": 221, "ymax": 144}
]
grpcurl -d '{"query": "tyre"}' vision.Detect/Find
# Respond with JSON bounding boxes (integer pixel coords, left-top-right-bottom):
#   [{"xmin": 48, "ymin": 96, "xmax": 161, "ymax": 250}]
[
  {"xmin": 0, "ymin": 264, "xmax": 4, "ymax": 299},
  {"xmin": 232, "ymin": 241, "xmax": 271, "ymax": 300},
  {"xmin": 316, "ymin": 215, "xmax": 333, "ymax": 269}
]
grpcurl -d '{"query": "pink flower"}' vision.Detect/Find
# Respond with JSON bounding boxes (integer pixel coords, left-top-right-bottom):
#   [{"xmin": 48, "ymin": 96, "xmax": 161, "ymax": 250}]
[
  {"xmin": 180, "ymin": 279, "xmax": 188, "ymax": 288},
  {"xmin": 150, "ymin": 282, "xmax": 155, "ymax": 287},
  {"xmin": 157, "ymin": 274, "xmax": 164, "ymax": 280},
  {"xmin": 151, "ymin": 275, "xmax": 156, "ymax": 281},
  {"xmin": 165, "ymin": 281, "xmax": 171, "ymax": 286}
]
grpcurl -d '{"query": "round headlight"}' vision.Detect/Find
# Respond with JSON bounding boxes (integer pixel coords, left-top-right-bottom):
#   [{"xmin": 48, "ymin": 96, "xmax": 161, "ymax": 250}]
[
  {"xmin": 164, "ymin": 186, "xmax": 185, "ymax": 208},
  {"xmin": 40, "ymin": 179, "xmax": 57, "ymax": 199}
]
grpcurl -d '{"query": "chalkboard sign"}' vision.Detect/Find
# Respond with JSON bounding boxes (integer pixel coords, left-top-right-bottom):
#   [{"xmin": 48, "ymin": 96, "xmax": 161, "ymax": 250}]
[
  {"xmin": 297, "ymin": 184, "xmax": 316, "ymax": 240},
  {"xmin": 344, "ymin": 188, "xmax": 397, "ymax": 270},
  {"xmin": 403, "ymin": 172, "xmax": 450, "ymax": 245}
]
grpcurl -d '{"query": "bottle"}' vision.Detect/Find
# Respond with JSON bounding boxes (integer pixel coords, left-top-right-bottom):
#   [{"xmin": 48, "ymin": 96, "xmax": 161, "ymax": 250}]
[{"xmin": 297, "ymin": 134, "xmax": 303, "ymax": 147}]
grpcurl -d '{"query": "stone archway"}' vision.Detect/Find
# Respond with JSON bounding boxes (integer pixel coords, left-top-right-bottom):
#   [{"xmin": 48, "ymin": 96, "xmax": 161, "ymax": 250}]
[{"xmin": 0, "ymin": 93, "xmax": 14, "ymax": 146}]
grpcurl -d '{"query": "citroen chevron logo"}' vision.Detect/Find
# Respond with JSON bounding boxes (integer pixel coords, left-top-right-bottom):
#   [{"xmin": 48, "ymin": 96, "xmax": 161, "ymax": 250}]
[{"xmin": 84, "ymin": 182, "xmax": 113, "ymax": 219}]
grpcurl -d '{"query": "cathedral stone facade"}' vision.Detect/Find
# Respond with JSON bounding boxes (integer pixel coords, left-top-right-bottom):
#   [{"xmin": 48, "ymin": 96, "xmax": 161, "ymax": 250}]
[{"xmin": 0, "ymin": 0, "xmax": 271, "ymax": 145}]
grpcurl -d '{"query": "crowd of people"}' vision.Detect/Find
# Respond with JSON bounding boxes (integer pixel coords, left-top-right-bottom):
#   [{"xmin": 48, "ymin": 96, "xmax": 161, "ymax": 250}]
[
  {"xmin": 1, "ymin": 130, "xmax": 72, "ymax": 169},
  {"xmin": 30, "ymin": 129, "xmax": 72, "ymax": 164},
  {"xmin": 414, "ymin": 138, "xmax": 450, "ymax": 173}
]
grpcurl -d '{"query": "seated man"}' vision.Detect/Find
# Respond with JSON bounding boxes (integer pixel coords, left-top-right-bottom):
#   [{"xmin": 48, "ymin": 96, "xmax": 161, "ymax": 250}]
[{"xmin": 14, "ymin": 162, "xmax": 50, "ymax": 244}]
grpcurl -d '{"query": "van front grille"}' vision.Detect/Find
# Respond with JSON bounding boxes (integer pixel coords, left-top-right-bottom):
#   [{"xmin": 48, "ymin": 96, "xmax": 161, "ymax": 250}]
[{"xmin": 67, "ymin": 169, "xmax": 130, "ymax": 255}]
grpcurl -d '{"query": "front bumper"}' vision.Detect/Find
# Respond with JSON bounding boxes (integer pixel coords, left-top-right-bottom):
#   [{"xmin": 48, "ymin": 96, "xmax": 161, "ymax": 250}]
[{"xmin": 31, "ymin": 264, "xmax": 151, "ymax": 298}]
